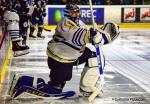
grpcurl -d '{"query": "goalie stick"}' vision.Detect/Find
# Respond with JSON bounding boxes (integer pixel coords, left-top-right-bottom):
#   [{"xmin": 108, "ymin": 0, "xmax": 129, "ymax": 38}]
[
  {"xmin": 88, "ymin": 0, "xmax": 105, "ymax": 102},
  {"xmin": 12, "ymin": 85, "xmax": 76, "ymax": 99}
]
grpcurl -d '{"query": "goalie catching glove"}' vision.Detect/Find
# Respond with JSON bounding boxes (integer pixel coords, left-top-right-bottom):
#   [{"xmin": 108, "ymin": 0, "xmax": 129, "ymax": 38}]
[{"xmin": 89, "ymin": 22, "xmax": 120, "ymax": 45}]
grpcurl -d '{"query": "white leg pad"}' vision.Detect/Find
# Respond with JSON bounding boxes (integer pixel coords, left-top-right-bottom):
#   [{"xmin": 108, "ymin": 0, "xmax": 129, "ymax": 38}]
[
  {"xmin": 80, "ymin": 57, "xmax": 104, "ymax": 99},
  {"xmin": 88, "ymin": 54, "xmax": 105, "ymax": 69},
  {"xmin": 80, "ymin": 66, "xmax": 100, "ymax": 93}
]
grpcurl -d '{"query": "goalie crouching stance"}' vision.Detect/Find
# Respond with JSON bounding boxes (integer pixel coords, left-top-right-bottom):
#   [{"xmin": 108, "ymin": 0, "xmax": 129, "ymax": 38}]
[{"xmin": 9, "ymin": 3, "xmax": 119, "ymax": 99}]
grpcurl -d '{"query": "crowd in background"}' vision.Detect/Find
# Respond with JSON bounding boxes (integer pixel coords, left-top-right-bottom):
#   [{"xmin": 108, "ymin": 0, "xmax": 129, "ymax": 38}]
[
  {"xmin": 0, "ymin": 0, "xmax": 47, "ymax": 57},
  {"xmin": 47, "ymin": 0, "xmax": 150, "ymax": 5},
  {"xmin": 1, "ymin": 0, "xmax": 150, "ymax": 6}
]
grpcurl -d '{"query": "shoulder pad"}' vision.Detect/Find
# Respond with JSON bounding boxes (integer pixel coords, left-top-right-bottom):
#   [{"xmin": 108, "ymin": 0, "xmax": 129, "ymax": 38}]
[{"xmin": 64, "ymin": 18, "xmax": 78, "ymax": 29}]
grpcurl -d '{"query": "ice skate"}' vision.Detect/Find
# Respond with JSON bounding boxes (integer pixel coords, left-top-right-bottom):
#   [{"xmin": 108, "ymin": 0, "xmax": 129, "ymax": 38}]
[
  {"xmin": 29, "ymin": 33, "xmax": 37, "ymax": 39},
  {"xmin": 37, "ymin": 32, "xmax": 45, "ymax": 39},
  {"xmin": 22, "ymin": 36, "xmax": 30, "ymax": 48},
  {"xmin": 12, "ymin": 40, "xmax": 29, "ymax": 57}
]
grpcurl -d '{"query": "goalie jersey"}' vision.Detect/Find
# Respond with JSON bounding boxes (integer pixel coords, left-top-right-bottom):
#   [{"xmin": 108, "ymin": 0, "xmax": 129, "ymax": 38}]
[{"xmin": 47, "ymin": 18, "xmax": 90, "ymax": 63}]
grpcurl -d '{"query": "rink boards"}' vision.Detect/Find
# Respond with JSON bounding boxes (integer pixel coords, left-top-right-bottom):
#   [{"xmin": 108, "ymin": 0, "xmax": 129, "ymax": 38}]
[{"xmin": 44, "ymin": 23, "xmax": 150, "ymax": 30}]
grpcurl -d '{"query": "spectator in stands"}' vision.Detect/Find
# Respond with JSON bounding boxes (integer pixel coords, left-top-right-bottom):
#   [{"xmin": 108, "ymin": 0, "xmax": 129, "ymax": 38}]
[
  {"xmin": 47, "ymin": 0, "xmax": 67, "ymax": 5},
  {"xmin": 0, "ymin": 0, "xmax": 5, "ymax": 20},
  {"xmin": 105, "ymin": 0, "xmax": 113, "ymax": 5},
  {"xmin": 73, "ymin": 0, "xmax": 89, "ymax": 5},
  {"xmin": 123, "ymin": 0, "xmax": 134, "ymax": 5},
  {"xmin": 143, "ymin": 0, "xmax": 150, "ymax": 4},
  {"xmin": 111, "ymin": 0, "xmax": 122, "ymax": 5},
  {"xmin": 47, "ymin": 0, "xmax": 89, "ymax": 5},
  {"xmin": 119, "ymin": 0, "xmax": 125, "ymax": 4},
  {"xmin": 80, "ymin": 0, "xmax": 89, "ymax": 5},
  {"xmin": 133, "ymin": 0, "xmax": 142, "ymax": 4},
  {"xmin": 93, "ymin": 0, "xmax": 102, "ymax": 5}
]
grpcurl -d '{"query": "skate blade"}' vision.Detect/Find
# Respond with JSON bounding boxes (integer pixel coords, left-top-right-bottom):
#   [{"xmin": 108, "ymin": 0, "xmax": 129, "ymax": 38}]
[
  {"xmin": 36, "ymin": 37, "xmax": 45, "ymax": 40},
  {"xmin": 29, "ymin": 37, "xmax": 37, "ymax": 40},
  {"xmin": 13, "ymin": 50, "xmax": 29, "ymax": 57}
]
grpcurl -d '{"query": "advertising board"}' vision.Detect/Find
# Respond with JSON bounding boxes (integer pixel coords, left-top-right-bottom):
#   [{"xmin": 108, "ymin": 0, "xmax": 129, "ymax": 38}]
[
  {"xmin": 121, "ymin": 7, "xmax": 137, "ymax": 23},
  {"xmin": 48, "ymin": 6, "xmax": 104, "ymax": 25},
  {"xmin": 140, "ymin": 8, "xmax": 150, "ymax": 22}
]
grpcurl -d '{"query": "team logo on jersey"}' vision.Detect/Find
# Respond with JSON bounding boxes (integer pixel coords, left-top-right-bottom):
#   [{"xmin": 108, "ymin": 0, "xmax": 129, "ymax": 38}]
[{"xmin": 23, "ymin": 22, "xmax": 28, "ymax": 27}]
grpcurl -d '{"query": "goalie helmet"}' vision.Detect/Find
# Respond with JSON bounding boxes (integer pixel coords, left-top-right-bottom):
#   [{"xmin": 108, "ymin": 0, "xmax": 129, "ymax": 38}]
[{"xmin": 64, "ymin": 3, "xmax": 80, "ymax": 25}]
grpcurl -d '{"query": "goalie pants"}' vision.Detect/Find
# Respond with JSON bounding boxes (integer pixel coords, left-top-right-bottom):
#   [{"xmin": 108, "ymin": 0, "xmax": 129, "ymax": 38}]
[{"xmin": 47, "ymin": 47, "xmax": 96, "ymax": 86}]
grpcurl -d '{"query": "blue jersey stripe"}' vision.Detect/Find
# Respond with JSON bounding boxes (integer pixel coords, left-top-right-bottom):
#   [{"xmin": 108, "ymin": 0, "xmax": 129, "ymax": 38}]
[
  {"xmin": 77, "ymin": 29, "xmax": 86, "ymax": 46},
  {"xmin": 74, "ymin": 29, "xmax": 83, "ymax": 46},
  {"xmin": 72, "ymin": 28, "xmax": 81, "ymax": 45}
]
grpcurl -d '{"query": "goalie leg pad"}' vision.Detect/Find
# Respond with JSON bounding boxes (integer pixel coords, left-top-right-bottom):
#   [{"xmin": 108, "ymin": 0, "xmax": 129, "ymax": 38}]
[
  {"xmin": 9, "ymin": 75, "xmax": 68, "ymax": 98},
  {"xmin": 9, "ymin": 75, "xmax": 47, "ymax": 96},
  {"xmin": 80, "ymin": 57, "xmax": 102, "ymax": 94},
  {"xmin": 88, "ymin": 53, "xmax": 105, "ymax": 69},
  {"xmin": 80, "ymin": 67, "xmax": 100, "ymax": 93},
  {"xmin": 9, "ymin": 75, "xmax": 34, "ymax": 96}
]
